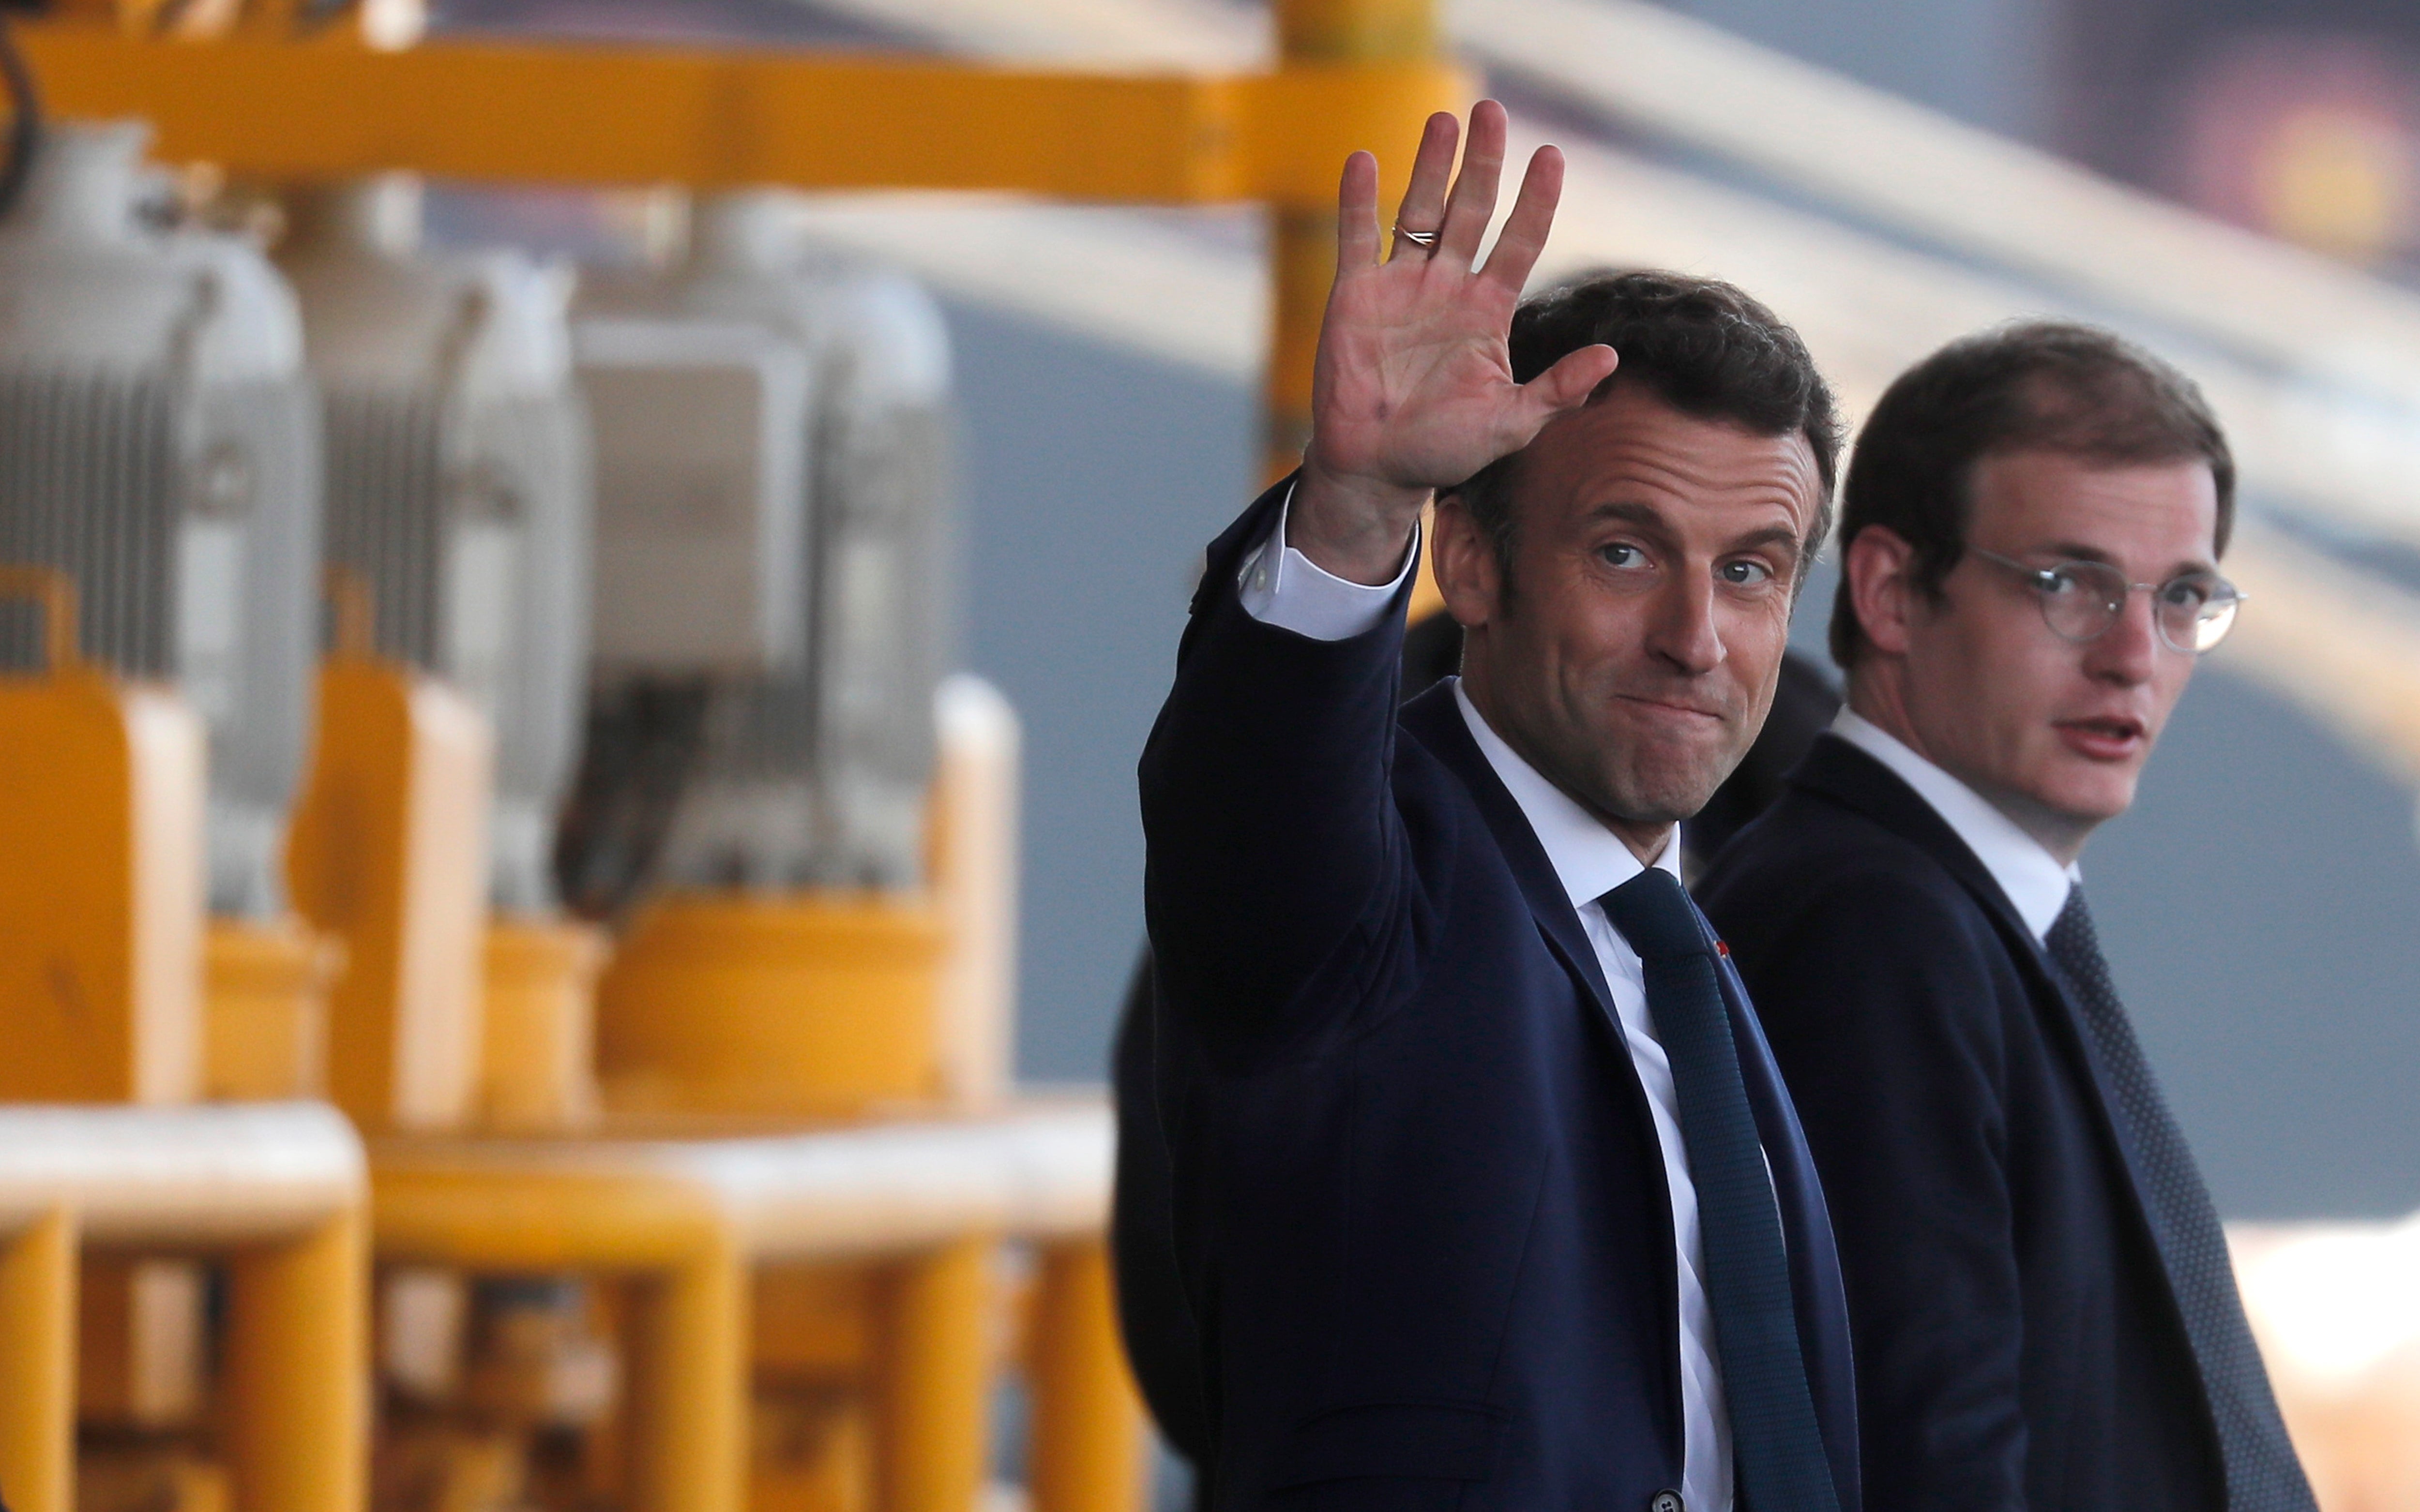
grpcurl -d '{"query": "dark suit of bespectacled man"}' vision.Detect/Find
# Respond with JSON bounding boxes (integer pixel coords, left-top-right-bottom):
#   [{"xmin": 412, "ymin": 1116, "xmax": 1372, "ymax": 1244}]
[
  {"xmin": 1140, "ymin": 100, "xmax": 1858, "ymax": 1512},
  {"xmin": 1700, "ymin": 322, "xmax": 2317, "ymax": 1512}
]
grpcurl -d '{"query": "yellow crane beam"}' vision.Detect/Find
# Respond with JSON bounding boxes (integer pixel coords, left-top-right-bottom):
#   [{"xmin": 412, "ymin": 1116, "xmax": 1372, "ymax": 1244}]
[{"xmin": 14, "ymin": 21, "xmax": 1465, "ymax": 205}]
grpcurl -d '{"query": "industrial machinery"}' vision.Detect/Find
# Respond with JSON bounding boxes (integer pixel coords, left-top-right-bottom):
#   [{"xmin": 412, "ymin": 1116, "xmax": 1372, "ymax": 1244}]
[
  {"xmin": 0, "ymin": 118, "xmax": 328, "ymax": 1483},
  {"xmin": 0, "ymin": 118, "xmax": 324, "ymax": 1079},
  {"xmin": 560, "ymin": 193, "xmax": 988, "ymax": 1512},
  {"xmin": 568, "ymin": 189, "xmax": 958, "ymax": 1116},
  {"xmin": 279, "ymin": 171, "xmax": 602, "ymax": 1136},
  {"xmin": 278, "ymin": 170, "xmax": 619, "ymax": 1512},
  {"xmin": 0, "ymin": 4, "xmax": 1451, "ymax": 1512}
]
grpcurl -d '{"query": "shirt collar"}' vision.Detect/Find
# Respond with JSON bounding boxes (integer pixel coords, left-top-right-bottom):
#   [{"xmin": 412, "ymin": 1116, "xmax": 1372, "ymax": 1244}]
[
  {"xmin": 1830, "ymin": 708, "xmax": 2079, "ymax": 941},
  {"xmin": 1452, "ymin": 679, "xmax": 1681, "ymax": 908}
]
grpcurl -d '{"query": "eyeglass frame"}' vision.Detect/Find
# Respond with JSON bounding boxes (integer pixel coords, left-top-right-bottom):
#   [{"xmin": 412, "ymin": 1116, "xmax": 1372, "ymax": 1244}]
[{"xmin": 1964, "ymin": 546, "xmax": 2245, "ymax": 655}]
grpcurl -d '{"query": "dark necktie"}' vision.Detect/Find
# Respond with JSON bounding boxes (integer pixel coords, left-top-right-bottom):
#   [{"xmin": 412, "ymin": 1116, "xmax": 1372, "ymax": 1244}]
[
  {"xmin": 1603, "ymin": 868, "xmax": 1839, "ymax": 1512},
  {"xmin": 2045, "ymin": 888, "xmax": 2316, "ymax": 1512}
]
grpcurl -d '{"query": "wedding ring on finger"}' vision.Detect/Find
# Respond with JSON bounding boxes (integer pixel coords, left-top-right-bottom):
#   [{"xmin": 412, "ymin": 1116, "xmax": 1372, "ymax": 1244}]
[{"xmin": 1393, "ymin": 225, "xmax": 1440, "ymax": 250}]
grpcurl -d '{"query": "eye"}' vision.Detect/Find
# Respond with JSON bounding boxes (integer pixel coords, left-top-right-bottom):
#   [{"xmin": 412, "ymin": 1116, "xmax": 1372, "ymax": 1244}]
[
  {"xmin": 1718, "ymin": 558, "xmax": 1774, "ymax": 587},
  {"xmin": 2039, "ymin": 567, "xmax": 2087, "ymax": 598},
  {"xmin": 1599, "ymin": 542, "xmax": 1647, "ymax": 569},
  {"xmin": 2159, "ymin": 576, "xmax": 2213, "ymax": 610}
]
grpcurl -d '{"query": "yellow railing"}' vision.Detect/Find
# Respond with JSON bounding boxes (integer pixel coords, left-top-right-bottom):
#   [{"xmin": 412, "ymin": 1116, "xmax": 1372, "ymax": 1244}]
[
  {"xmin": 0, "ymin": 1103, "xmax": 367, "ymax": 1512},
  {"xmin": 368, "ymin": 1102, "xmax": 1130, "ymax": 1512}
]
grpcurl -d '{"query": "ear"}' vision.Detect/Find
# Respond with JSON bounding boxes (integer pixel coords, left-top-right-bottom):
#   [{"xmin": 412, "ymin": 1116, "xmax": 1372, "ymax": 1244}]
[
  {"xmin": 1844, "ymin": 524, "xmax": 1920, "ymax": 659},
  {"xmin": 1432, "ymin": 494, "xmax": 1503, "ymax": 630}
]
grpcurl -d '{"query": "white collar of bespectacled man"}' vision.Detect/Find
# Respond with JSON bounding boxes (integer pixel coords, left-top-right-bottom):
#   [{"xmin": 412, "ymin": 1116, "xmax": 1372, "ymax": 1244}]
[{"xmin": 1830, "ymin": 708, "xmax": 2079, "ymax": 943}]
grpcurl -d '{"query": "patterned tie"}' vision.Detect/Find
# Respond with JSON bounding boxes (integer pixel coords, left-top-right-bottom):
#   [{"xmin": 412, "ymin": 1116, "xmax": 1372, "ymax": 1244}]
[
  {"xmin": 1603, "ymin": 868, "xmax": 1839, "ymax": 1512},
  {"xmin": 2045, "ymin": 888, "xmax": 2316, "ymax": 1512}
]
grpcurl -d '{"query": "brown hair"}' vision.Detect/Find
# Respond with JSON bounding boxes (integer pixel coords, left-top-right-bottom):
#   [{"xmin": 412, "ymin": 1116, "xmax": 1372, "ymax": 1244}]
[
  {"xmin": 1447, "ymin": 269, "xmax": 1841, "ymax": 593},
  {"xmin": 1829, "ymin": 320, "xmax": 2235, "ymax": 668}
]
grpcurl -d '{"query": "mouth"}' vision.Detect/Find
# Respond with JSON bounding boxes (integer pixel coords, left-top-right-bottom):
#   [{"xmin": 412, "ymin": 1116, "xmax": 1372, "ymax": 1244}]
[
  {"xmin": 1616, "ymin": 693, "xmax": 1726, "ymax": 724},
  {"xmin": 2053, "ymin": 715, "xmax": 2148, "ymax": 762}
]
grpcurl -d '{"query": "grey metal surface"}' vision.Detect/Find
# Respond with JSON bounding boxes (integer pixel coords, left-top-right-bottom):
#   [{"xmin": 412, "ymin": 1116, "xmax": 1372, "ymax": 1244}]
[
  {"xmin": 0, "ymin": 128, "xmax": 324, "ymax": 921},
  {"xmin": 567, "ymin": 204, "xmax": 955, "ymax": 898},
  {"xmin": 0, "ymin": 377, "xmax": 322, "ymax": 919},
  {"xmin": 315, "ymin": 387, "xmax": 593, "ymax": 910},
  {"xmin": 290, "ymin": 189, "xmax": 595, "ymax": 914}
]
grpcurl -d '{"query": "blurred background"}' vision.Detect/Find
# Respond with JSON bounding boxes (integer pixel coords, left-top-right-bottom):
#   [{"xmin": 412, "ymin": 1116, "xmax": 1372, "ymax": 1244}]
[
  {"xmin": 2, "ymin": 0, "xmax": 2419, "ymax": 1511},
  {"xmin": 424, "ymin": 0, "xmax": 2420, "ymax": 1226}
]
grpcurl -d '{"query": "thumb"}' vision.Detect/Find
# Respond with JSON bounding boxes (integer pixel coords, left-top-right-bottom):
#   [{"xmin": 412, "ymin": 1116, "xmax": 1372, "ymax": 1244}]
[{"xmin": 1521, "ymin": 344, "xmax": 1619, "ymax": 423}]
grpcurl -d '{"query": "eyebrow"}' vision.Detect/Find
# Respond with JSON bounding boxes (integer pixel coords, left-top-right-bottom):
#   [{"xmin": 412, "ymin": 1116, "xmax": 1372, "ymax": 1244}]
[
  {"xmin": 2034, "ymin": 540, "xmax": 2220, "ymax": 577},
  {"xmin": 1727, "ymin": 524, "xmax": 1804, "ymax": 556},
  {"xmin": 1586, "ymin": 500, "xmax": 1803, "ymax": 555},
  {"xmin": 1584, "ymin": 500, "xmax": 1673, "ymax": 536}
]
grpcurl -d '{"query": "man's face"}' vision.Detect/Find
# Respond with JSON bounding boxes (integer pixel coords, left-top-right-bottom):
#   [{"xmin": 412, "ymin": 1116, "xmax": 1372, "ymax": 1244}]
[
  {"xmin": 1893, "ymin": 449, "xmax": 2219, "ymax": 850},
  {"xmin": 1437, "ymin": 384, "xmax": 1821, "ymax": 853}
]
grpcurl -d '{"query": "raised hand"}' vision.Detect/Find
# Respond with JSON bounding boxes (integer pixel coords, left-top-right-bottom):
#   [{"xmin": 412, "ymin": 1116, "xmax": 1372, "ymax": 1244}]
[{"xmin": 1289, "ymin": 100, "xmax": 1618, "ymax": 585}]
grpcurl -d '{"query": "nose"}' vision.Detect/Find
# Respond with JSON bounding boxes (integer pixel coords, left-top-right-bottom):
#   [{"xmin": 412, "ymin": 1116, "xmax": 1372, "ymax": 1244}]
[
  {"xmin": 2085, "ymin": 585, "xmax": 2159, "ymax": 684},
  {"xmin": 1644, "ymin": 569, "xmax": 1725, "ymax": 677}
]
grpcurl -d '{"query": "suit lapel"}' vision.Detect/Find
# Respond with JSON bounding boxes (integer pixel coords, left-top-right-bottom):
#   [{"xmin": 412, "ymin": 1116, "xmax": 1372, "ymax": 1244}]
[
  {"xmin": 1398, "ymin": 683, "xmax": 1621, "ymax": 1026},
  {"xmin": 1790, "ymin": 735, "xmax": 2180, "ymax": 1298},
  {"xmin": 1398, "ymin": 683, "xmax": 1689, "ymax": 1418}
]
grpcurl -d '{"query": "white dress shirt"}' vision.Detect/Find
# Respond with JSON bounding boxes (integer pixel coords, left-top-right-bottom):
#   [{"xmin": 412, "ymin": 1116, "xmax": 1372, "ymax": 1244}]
[
  {"xmin": 1238, "ymin": 498, "xmax": 1735, "ymax": 1512},
  {"xmin": 1830, "ymin": 709, "xmax": 2079, "ymax": 942}
]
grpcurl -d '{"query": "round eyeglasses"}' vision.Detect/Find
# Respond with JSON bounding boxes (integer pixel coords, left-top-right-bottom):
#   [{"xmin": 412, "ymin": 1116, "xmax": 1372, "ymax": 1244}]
[{"xmin": 1967, "ymin": 547, "xmax": 2244, "ymax": 655}]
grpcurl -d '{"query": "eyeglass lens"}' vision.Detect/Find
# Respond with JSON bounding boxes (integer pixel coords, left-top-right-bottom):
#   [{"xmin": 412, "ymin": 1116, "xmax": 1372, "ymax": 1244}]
[{"xmin": 2037, "ymin": 559, "xmax": 2240, "ymax": 653}]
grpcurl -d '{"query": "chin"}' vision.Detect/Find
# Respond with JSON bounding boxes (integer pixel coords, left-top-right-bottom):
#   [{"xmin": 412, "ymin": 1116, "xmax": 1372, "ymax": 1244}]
[
  {"xmin": 2032, "ymin": 764, "xmax": 2140, "ymax": 830},
  {"xmin": 1602, "ymin": 765, "xmax": 1721, "ymax": 829}
]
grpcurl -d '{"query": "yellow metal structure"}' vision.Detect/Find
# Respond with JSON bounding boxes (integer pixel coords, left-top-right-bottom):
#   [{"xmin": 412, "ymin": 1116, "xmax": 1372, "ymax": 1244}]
[
  {"xmin": 206, "ymin": 916, "xmax": 344, "ymax": 1101},
  {"xmin": 76, "ymin": 1257, "xmax": 204, "ymax": 1426},
  {"xmin": 866, "ymin": 1239, "xmax": 991, "ymax": 1512},
  {"xmin": 0, "ymin": 13, "xmax": 1446, "ymax": 1512},
  {"xmin": 78, "ymin": 1442, "xmax": 233, "ymax": 1512},
  {"xmin": 925, "ymin": 679, "xmax": 1022, "ymax": 1110},
  {"xmin": 370, "ymin": 1104, "xmax": 1116, "ymax": 1512},
  {"xmin": 0, "ymin": 1209, "xmax": 78, "ymax": 1512},
  {"xmin": 0, "ymin": 1103, "xmax": 369, "ymax": 1512},
  {"xmin": 593, "ymin": 889, "xmax": 979, "ymax": 1512},
  {"xmin": 15, "ymin": 26, "xmax": 1461, "ymax": 210},
  {"xmin": 1264, "ymin": 0, "xmax": 1446, "ymax": 469},
  {"xmin": 223, "ymin": 1204, "xmax": 373, "ymax": 1512},
  {"xmin": 592, "ymin": 682, "xmax": 1069, "ymax": 1512},
  {"xmin": 286, "ymin": 644, "xmax": 493, "ymax": 1133},
  {"xmin": 1026, "ymin": 1241, "xmax": 1145, "ymax": 1512},
  {"xmin": 0, "ymin": 567, "xmax": 207, "ymax": 1106},
  {"xmin": 480, "ymin": 920, "xmax": 610, "ymax": 1132},
  {"xmin": 1262, "ymin": 0, "xmax": 1456, "ymax": 629},
  {"xmin": 595, "ymin": 899, "xmax": 948, "ymax": 1120},
  {"xmin": 750, "ymin": 1265, "xmax": 874, "ymax": 1512}
]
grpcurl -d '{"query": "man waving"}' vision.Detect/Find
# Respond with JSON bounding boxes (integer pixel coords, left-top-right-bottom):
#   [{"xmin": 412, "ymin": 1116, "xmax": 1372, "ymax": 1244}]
[{"xmin": 1138, "ymin": 103, "xmax": 1858, "ymax": 1512}]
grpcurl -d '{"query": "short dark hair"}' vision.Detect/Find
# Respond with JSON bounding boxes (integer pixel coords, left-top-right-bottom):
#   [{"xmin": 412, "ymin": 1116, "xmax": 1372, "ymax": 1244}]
[
  {"xmin": 1829, "ymin": 320, "xmax": 2235, "ymax": 668},
  {"xmin": 1445, "ymin": 269, "xmax": 1841, "ymax": 592}
]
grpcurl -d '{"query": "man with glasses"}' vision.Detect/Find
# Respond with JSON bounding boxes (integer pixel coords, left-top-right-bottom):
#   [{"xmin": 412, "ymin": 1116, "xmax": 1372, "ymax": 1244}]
[{"xmin": 1698, "ymin": 322, "xmax": 2314, "ymax": 1512}]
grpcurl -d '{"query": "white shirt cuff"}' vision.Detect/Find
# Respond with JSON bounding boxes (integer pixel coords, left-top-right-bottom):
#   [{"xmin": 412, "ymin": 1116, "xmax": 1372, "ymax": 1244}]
[{"xmin": 1235, "ymin": 482, "xmax": 1421, "ymax": 642}]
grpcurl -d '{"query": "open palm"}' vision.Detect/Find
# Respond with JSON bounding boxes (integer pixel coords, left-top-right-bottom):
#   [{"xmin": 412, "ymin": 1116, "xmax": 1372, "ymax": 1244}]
[{"xmin": 1293, "ymin": 102, "xmax": 1617, "ymax": 582}]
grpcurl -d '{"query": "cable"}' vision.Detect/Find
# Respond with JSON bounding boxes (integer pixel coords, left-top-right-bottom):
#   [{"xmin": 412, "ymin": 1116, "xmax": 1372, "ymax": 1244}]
[{"xmin": 0, "ymin": 8, "xmax": 40, "ymax": 224}]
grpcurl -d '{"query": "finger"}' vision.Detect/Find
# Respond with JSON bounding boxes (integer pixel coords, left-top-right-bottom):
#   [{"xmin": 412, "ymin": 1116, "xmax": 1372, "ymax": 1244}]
[
  {"xmin": 1435, "ymin": 99, "xmax": 1509, "ymax": 268},
  {"xmin": 1480, "ymin": 145, "xmax": 1566, "ymax": 294},
  {"xmin": 1336, "ymin": 150, "xmax": 1382, "ymax": 271},
  {"xmin": 1519, "ymin": 344, "xmax": 1619, "ymax": 424},
  {"xmin": 1389, "ymin": 112, "xmax": 1458, "ymax": 260}
]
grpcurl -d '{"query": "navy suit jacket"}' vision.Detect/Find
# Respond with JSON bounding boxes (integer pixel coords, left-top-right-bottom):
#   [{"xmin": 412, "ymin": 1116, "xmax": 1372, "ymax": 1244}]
[
  {"xmin": 1138, "ymin": 480, "xmax": 1859, "ymax": 1512},
  {"xmin": 1697, "ymin": 735, "xmax": 2224, "ymax": 1512}
]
